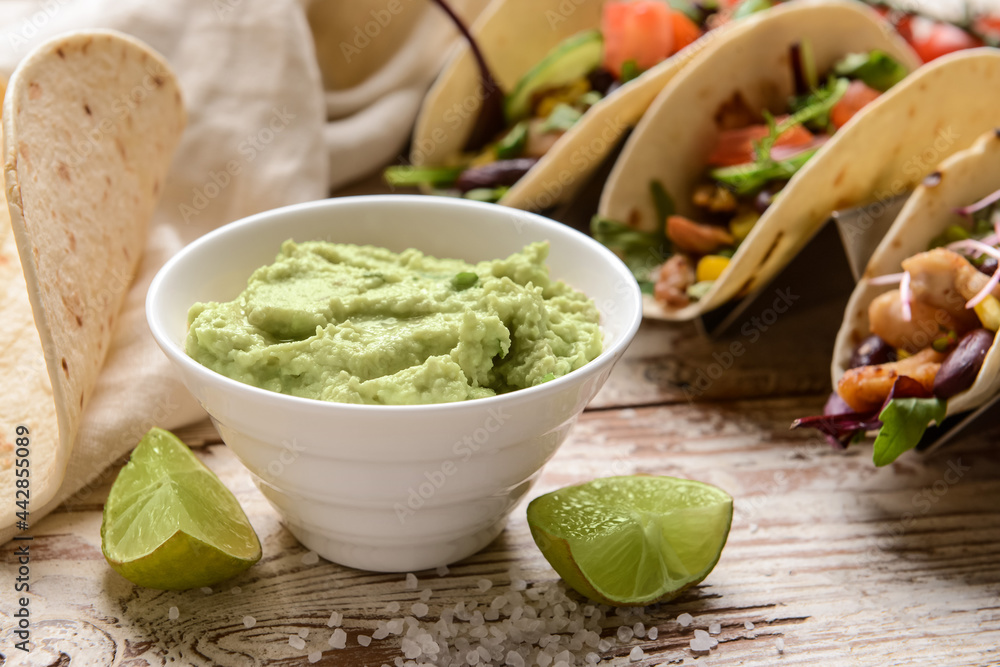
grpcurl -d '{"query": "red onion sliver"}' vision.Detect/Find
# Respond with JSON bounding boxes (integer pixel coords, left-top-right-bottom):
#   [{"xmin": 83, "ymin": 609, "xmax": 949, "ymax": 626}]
[
  {"xmin": 867, "ymin": 272, "xmax": 905, "ymax": 286},
  {"xmin": 900, "ymin": 271, "xmax": 912, "ymax": 322},
  {"xmin": 955, "ymin": 186, "xmax": 1000, "ymax": 216}
]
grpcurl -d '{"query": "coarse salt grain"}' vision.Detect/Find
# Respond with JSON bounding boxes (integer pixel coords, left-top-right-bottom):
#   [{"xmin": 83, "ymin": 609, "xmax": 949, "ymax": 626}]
[
  {"xmin": 477, "ymin": 579, "xmax": 492, "ymax": 592},
  {"xmin": 168, "ymin": 607, "xmax": 179, "ymax": 621},
  {"xmin": 436, "ymin": 565, "xmax": 450, "ymax": 577},
  {"xmin": 231, "ymin": 586, "xmax": 242, "ymax": 595},
  {"xmin": 289, "ymin": 636, "xmax": 306, "ymax": 650},
  {"xmin": 749, "ymin": 523, "xmax": 759, "ymax": 533},
  {"xmin": 776, "ymin": 638, "xmax": 785, "ymax": 653},
  {"xmin": 505, "ymin": 650, "xmax": 525, "ymax": 666},
  {"xmin": 327, "ymin": 611, "xmax": 342, "ymax": 627},
  {"xmin": 709, "ymin": 622, "xmax": 721, "ymax": 635},
  {"xmin": 629, "ymin": 646, "xmax": 644, "ymax": 662},
  {"xmin": 242, "ymin": 616, "xmax": 256, "ymax": 628},
  {"xmin": 358, "ymin": 635, "xmax": 372, "ymax": 647},
  {"xmin": 648, "ymin": 626, "xmax": 658, "ymax": 640},
  {"xmin": 329, "ymin": 628, "xmax": 347, "ymax": 649},
  {"xmin": 386, "ymin": 601, "xmax": 401, "ymax": 613},
  {"xmin": 677, "ymin": 612, "xmax": 693, "ymax": 627},
  {"xmin": 421, "ymin": 589, "xmax": 433, "ymax": 602},
  {"xmin": 405, "ymin": 573, "xmax": 419, "ymax": 590},
  {"xmin": 745, "ymin": 621, "xmax": 755, "ymax": 630},
  {"xmin": 694, "ymin": 629, "xmax": 710, "ymax": 641},
  {"xmin": 633, "ymin": 622, "xmax": 646, "ymax": 638},
  {"xmin": 412, "ymin": 603, "xmax": 430, "ymax": 618},
  {"xmin": 617, "ymin": 625, "xmax": 634, "ymax": 642},
  {"xmin": 298, "ymin": 628, "xmax": 309, "ymax": 638},
  {"xmin": 307, "ymin": 652, "xmax": 322, "ymax": 664},
  {"xmin": 302, "ymin": 551, "xmax": 320, "ymax": 565},
  {"xmin": 200, "ymin": 587, "xmax": 212, "ymax": 595}
]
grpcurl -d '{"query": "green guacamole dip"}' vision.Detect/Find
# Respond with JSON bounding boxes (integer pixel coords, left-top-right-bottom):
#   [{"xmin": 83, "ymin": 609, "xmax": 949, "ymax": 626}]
[{"xmin": 185, "ymin": 241, "xmax": 602, "ymax": 405}]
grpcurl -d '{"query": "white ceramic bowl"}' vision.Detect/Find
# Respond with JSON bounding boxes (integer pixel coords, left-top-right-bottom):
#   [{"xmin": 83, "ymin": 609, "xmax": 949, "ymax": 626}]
[{"xmin": 146, "ymin": 195, "xmax": 642, "ymax": 572}]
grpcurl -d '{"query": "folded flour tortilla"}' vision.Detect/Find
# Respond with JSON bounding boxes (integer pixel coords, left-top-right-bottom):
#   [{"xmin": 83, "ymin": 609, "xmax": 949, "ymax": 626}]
[{"xmin": 0, "ymin": 31, "xmax": 184, "ymax": 526}]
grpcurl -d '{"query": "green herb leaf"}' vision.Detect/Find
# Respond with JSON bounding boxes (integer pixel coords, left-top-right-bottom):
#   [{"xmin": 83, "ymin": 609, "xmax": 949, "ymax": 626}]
[
  {"xmin": 733, "ymin": 0, "xmax": 773, "ymax": 20},
  {"xmin": 710, "ymin": 148, "xmax": 817, "ymax": 195},
  {"xmin": 496, "ymin": 121, "xmax": 529, "ymax": 160},
  {"xmin": 620, "ymin": 59, "xmax": 643, "ymax": 83},
  {"xmin": 577, "ymin": 90, "xmax": 604, "ymax": 109},
  {"xmin": 871, "ymin": 397, "xmax": 948, "ymax": 467},
  {"xmin": 686, "ymin": 281, "xmax": 714, "ymax": 301},
  {"xmin": 452, "ymin": 272, "xmax": 480, "ymax": 290},
  {"xmin": 929, "ymin": 223, "xmax": 971, "ymax": 249},
  {"xmin": 591, "ymin": 215, "xmax": 667, "ymax": 282},
  {"xmin": 541, "ymin": 103, "xmax": 584, "ymax": 133},
  {"xmin": 540, "ymin": 372, "xmax": 556, "ymax": 383},
  {"xmin": 833, "ymin": 50, "xmax": 907, "ymax": 92},
  {"xmin": 464, "ymin": 187, "xmax": 509, "ymax": 203},
  {"xmin": 384, "ymin": 165, "xmax": 465, "ymax": 187},
  {"xmin": 650, "ymin": 179, "xmax": 676, "ymax": 225}
]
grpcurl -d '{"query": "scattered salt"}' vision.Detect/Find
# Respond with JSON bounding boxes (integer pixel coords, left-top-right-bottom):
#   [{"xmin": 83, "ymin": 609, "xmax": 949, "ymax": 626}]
[
  {"xmin": 677, "ymin": 612, "xmax": 693, "ymax": 627},
  {"xmin": 436, "ymin": 565, "xmax": 450, "ymax": 577},
  {"xmin": 647, "ymin": 626, "xmax": 658, "ymax": 640},
  {"xmin": 420, "ymin": 589, "xmax": 433, "ymax": 602},
  {"xmin": 617, "ymin": 625, "xmax": 634, "ymax": 642},
  {"xmin": 585, "ymin": 653, "xmax": 600, "ymax": 664},
  {"xmin": 373, "ymin": 623, "xmax": 390, "ymax": 640},
  {"xmin": 505, "ymin": 650, "xmax": 525, "ymax": 666},
  {"xmin": 386, "ymin": 601, "xmax": 401, "ymax": 614},
  {"xmin": 405, "ymin": 573, "xmax": 419, "ymax": 590},
  {"xmin": 745, "ymin": 620, "xmax": 755, "ymax": 630},
  {"xmin": 412, "ymin": 603, "xmax": 430, "ymax": 618},
  {"xmin": 298, "ymin": 628, "xmax": 309, "ymax": 638},
  {"xmin": 302, "ymin": 551, "xmax": 320, "ymax": 565},
  {"xmin": 200, "ymin": 587, "xmax": 212, "ymax": 595},
  {"xmin": 327, "ymin": 611, "xmax": 342, "ymax": 627},
  {"xmin": 231, "ymin": 586, "xmax": 242, "ymax": 595},
  {"xmin": 776, "ymin": 637, "xmax": 785, "ymax": 654},
  {"xmin": 358, "ymin": 634, "xmax": 372, "ymax": 647},
  {"xmin": 749, "ymin": 523, "xmax": 759, "ymax": 533},
  {"xmin": 289, "ymin": 635, "xmax": 306, "ymax": 650},
  {"xmin": 709, "ymin": 622, "xmax": 721, "ymax": 635},
  {"xmin": 477, "ymin": 579, "xmax": 493, "ymax": 592},
  {"xmin": 167, "ymin": 606, "xmax": 179, "ymax": 621},
  {"xmin": 242, "ymin": 616, "xmax": 256, "ymax": 628},
  {"xmin": 467, "ymin": 649, "xmax": 481, "ymax": 665},
  {"xmin": 694, "ymin": 629, "xmax": 710, "ymax": 641},
  {"xmin": 329, "ymin": 628, "xmax": 347, "ymax": 649},
  {"xmin": 690, "ymin": 636, "xmax": 713, "ymax": 653},
  {"xmin": 629, "ymin": 646, "xmax": 644, "ymax": 661},
  {"xmin": 307, "ymin": 652, "xmax": 322, "ymax": 664},
  {"xmin": 633, "ymin": 622, "xmax": 646, "ymax": 638}
]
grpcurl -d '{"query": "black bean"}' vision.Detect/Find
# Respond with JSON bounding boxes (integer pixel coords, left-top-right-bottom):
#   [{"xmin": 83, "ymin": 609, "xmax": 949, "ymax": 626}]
[
  {"xmin": 933, "ymin": 328, "xmax": 995, "ymax": 399},
  {"xmin": 587, "ymin": 68, "xmax": 617, "ymax": 95},
  {"xmin": 454, "ymin": 158, "xmax": 539, "ymax": 192},
  {"xmin": 977, "ymin": 257, "xmax": 998, "ymax": 277},
  {"xmin": 849, "ymin": 334, "xmax": 897, "ymax": 369}
]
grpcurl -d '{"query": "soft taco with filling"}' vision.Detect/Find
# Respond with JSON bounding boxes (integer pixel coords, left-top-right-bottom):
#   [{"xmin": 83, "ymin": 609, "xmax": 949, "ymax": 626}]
[
  {"xmin": 793, "ymin": 128, "xmax": 1000, "ymax": 465},
  {"xmin": 596, "ymin": 6, "xmax": 1000, "ymax": 320},
  {"xmin": 386, "ymin": 0, "xmax": 790, "ymax": 210},
  {"xmin": 0, "ymin": 31, "xmax": 184, "ymax": 533}
]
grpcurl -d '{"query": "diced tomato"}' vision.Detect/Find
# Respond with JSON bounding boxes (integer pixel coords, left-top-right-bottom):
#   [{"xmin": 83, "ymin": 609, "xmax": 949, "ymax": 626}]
[
  {"xmin": 707, "ymin": 120, "xmax": 813, "ymax": 167},
  {"xmin": 830, "ymin": 80, "xmax": 881, "ymax": 130},
  {"xmin": 905, "ymin": 16, "xmax": 982, "ymax": 62},
  {"xmin": 671, "ymin": 12, "xmax": 703, "ymax": 52},
  {"xmin": 974, "ymin": 15, "xmax": 1000, "ymax": 39},
  {"xmin": 601, "ymin": 1, "xmax": 675, "ymax": 79}
]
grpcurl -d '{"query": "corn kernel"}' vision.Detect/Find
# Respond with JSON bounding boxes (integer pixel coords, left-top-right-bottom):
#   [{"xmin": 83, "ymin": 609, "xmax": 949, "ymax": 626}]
[
  {"xmin": 729, "ymin": 211, "xmax": 760, "ymax": 243},
  {"xmin": 974, "ymin": 295, "xmax": 1000, "ymax": 331},
  {"xmin": 696, "ymin": 255, "xmax": 731, "ymax": 283}
]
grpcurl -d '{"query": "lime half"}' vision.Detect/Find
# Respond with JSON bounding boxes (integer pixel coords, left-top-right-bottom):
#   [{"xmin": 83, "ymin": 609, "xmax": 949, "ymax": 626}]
[
  {"xmin": 101, "ymin": 427, "xmax": 261, "ymax": 590},
  {"xmin": 527, "ymin": 476, "xmax": 733, "ymax": 606}
]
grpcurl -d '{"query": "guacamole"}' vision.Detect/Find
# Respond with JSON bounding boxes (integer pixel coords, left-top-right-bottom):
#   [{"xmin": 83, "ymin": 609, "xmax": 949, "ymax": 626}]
[{"xmin": 185, "ymin": 241, "xmax": 602, "ymax": 405}]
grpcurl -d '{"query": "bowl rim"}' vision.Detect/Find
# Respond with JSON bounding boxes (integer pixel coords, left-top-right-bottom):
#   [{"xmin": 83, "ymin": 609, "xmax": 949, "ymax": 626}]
[{"xmin": 146, "ymin": 195, "xmax": 643, "ymax": 413}]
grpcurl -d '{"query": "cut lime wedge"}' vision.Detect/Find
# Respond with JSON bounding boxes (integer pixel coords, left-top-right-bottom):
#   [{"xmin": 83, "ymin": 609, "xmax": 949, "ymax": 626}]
[
  {"xmin": 101, "ymin": 427, "xmax": 261, "ymax": 590},
  {"xmin": 527, "ymin": 476, "xmax": 733, "ymax": 606}
]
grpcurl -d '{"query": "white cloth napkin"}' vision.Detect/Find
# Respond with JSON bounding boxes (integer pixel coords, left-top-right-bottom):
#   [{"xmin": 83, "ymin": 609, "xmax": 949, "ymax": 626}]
[{"xmin": 0, "ymin": 0, "xmax": 488, "ymax": 542}]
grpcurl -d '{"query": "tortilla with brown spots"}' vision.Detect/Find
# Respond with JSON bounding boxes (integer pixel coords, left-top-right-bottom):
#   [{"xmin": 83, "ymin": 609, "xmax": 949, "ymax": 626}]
[{"xmin": 0, "ymin": 30, "xmax": 184, "ymax": 524}]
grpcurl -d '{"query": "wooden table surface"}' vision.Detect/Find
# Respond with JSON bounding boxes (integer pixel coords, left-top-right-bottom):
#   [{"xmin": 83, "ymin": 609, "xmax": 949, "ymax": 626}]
[{"xmin": 2, "ymin": 309, "xmax": 999, "ymax": 666}]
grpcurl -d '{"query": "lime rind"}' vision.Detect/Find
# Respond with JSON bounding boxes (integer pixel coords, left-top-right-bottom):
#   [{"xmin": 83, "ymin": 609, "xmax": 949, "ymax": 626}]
[{"xmin": 527, "ymin": 476, "xmax": 733, "ymax": 606}]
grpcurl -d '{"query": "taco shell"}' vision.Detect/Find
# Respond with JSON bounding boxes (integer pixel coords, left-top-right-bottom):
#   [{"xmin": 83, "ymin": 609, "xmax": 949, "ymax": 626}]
[
  {"xmin": 832, "ymin": 128, "xmax": 1000, "ymax": 417},
  {"xmin": 601, "ymin": 7, "xmax": 1000, "ymax": 320},
  {"xmin": 0, "ymin": 31, "xmax": 184, "ymax": 524},
  {"xmin": 411, "ymin": 0, "xmax": 739, "ymax": 211}
]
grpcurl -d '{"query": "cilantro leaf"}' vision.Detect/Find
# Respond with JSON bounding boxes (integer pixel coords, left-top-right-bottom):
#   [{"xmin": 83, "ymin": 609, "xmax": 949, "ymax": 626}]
[
  {"xmin": 871, "ymin": 397, "xmax": 947, "ymax": 467},
  {"xmin": 833, "ymin": 50, "xmax": 907, "ymax": 92},
  {"xmin": 710, "ymin": 148, "xmax": 817, "ymax": 195}
]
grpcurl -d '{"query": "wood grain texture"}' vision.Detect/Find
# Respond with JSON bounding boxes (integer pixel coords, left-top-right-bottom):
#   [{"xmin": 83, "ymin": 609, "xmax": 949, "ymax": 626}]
[{"xmin": 2, "ymin": 392, "xmax": 999, "ymax": 666}]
